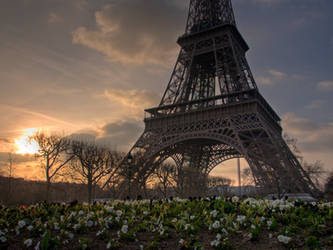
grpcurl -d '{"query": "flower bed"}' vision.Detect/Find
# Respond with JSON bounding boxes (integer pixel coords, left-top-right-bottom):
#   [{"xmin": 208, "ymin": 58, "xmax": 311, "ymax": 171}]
[{"xmin": 0, "ymin": 197, "xmax": 332, "ymax": 249}]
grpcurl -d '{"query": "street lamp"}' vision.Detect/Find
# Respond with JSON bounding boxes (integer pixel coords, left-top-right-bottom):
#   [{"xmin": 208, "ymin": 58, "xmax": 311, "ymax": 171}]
[{"xmin": 127, "ymin": 153, "xmax": 133, "ymax": 199}]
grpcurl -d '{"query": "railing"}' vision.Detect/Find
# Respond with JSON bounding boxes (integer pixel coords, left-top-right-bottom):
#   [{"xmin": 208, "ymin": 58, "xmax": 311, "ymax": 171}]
[{"xmin": 144, "ymin": 89, "xmax": 281, "ymax": 124}]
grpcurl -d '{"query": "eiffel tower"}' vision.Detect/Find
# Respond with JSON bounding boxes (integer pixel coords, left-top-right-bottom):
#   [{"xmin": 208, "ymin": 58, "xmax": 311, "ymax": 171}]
[{"xmin": 115, "ymin": 0, "xmax": 319, "ymax": 196}]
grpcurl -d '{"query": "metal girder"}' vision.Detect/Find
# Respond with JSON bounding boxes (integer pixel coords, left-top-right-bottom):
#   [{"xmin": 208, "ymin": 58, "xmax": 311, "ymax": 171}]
[{"xmin": 109, "ymin": 0, "xmax": 321, "ymax": 197}]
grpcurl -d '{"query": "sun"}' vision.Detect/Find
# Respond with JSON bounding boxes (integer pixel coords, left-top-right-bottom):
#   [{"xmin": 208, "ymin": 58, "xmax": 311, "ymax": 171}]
[{"xmin": 15, "ymin": 128, "xmax": 40, "ymax": 155}]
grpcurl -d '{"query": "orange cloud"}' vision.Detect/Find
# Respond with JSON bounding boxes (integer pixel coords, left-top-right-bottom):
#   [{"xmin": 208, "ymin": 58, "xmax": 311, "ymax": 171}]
[
  {"xmin": 103, "ymin": 89, "xmax": 160, "ymax": 119},
  {"xmin": 317, "ymin": 80, "xmax": 333, "ymax": 91}
]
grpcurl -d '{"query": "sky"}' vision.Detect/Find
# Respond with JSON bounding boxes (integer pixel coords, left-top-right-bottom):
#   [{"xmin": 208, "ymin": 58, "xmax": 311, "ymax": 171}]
[{"xmin": 0, "ymin": 0, "xmax": 332, "ymax": 183}]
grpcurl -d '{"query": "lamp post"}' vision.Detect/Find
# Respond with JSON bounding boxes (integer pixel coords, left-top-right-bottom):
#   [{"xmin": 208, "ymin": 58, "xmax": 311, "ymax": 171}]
[
  {"xmin": 237, "ymin": 157, "xmax": 242, "ymax": 197},
  {"xmin": 127, "ymin": 153, "xmax": 133, "ymax": 199}
]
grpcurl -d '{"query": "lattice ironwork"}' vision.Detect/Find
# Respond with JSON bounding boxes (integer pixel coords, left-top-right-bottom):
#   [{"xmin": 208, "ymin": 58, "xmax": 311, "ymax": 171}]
[{"xmin": 108, "ymin": 0, "xmax": 320, "ymax": 197}]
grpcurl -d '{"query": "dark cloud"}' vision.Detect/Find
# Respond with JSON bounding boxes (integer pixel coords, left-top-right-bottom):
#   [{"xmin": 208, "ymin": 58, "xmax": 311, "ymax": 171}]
[
  {"xmin": 66, "ymin": 120, "xmax": 143, "ymax": 151},
  {"xmin": 68, "ymin": 133, "xmax": 97, "ymax": 143},
  {"xmin": 97, "ymin": 120, "xmax": 143, "ymax": 151},
  {"xmin": 0, "ymin": 152, "xmax": 35, "ymax": 164},
  {"xmin": 73, "ymin": 0, "xmax": 186, "ymax": 64}
]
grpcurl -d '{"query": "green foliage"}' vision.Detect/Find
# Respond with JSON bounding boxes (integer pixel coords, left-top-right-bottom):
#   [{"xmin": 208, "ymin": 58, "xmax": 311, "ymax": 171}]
[
  {"xmin": 305, "ymin": 236, "xmax": 322, "ymax": 249},
  {"xmin": 0, "ymin": 197, "xmax": 332, "ymax": 249}
]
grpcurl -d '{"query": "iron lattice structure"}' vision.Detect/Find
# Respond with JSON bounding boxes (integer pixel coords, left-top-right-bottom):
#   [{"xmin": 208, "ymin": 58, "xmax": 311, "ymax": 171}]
[{"xmin": 115, "ymin": 0, "xmax": 319, "ymax": 196}]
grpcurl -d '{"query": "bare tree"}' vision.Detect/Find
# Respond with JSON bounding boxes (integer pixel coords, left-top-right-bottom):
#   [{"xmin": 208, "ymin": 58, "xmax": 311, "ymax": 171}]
[
  {"xmin": 31, "ymin": 132, "xmax": 73, "ymax": 200},
  {"xmin": 69, "ymin": 140, "xmax": 121, "ymax": 203},
  {"xmin": 207, "ymin": 176, "xmax": 233, "ymax": 196},
  {"xmin": 207, "ymin": 176, "xmax": 233, "ymax": 188},
  {"xmin": 7, "ymin": 153, "xmax": 14, "ymax": 202},
  {"xmin": 241, "ymin": 167, "xmax": 255, "ymax": 186},
  {"xmin": 325, "ymin": 172, "xmax": 333, "ymax": 200},
  {"xmin": 153, "ymin": 163, "xmax": 176, "ymax": 198},
  {"xmin": 284, "ymin": 133, "xmax": 326, "ymax": 189},
  {"xmin": 303, "ymin": 161, "xmax": 326, "ymax": 189}
]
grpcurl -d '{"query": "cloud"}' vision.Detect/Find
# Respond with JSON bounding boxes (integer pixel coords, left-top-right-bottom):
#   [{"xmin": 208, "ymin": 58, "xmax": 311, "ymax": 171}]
[
  {"xmin": 282, "ymin": 113, "xmax": 320, "ymax": 135},
  {"xmin": 48, "ymin": 12, "xmax": 63, "ymax": 24},
  {"xmin": 67, "ymin": 120, "xmax": 144, "ymax": 151},
  {"xmin": 0, "ymin": 138, "xmax": 10, "ymax": 144},
  {"xmin": 282, "ymin": 112, "xmax": 333, "ymax": 153},
  {"xmin": 256, "ymin": 76, "xmax": 274, "ymax": 85},
  {"xmin": 103, "ymin": 89, "xmax": 160, "ymax": 118},
  {"xmin": 72, "ymin": 0, "xmax": 184, "ymax": 65},
  {"xmin": 317, "ymin": 80, "xmax": 333, "ymax": 91},
  {"xmin": 256, "ymin": 69, "xmax": 287, "ymax": 86},
  {"xmin": 305, "ymin": 100, "xmax": 326, "ymax": 110},
  {"xmin": 98, "ymin": 120, "xmax": 143, "ymax": 151},
  {"xmin": 0, "ymin": 152, "xmax": 35, "ymax": 164},
  {"xmin": 268, "ymin": 70, "xmax": 286, "ymax": 78}
]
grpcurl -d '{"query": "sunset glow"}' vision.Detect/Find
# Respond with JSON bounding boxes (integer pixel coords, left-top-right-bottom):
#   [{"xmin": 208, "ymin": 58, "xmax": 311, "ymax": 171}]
[{"xmin": 15, "ymin": 128, "xmax": 40, "ymax": 155}]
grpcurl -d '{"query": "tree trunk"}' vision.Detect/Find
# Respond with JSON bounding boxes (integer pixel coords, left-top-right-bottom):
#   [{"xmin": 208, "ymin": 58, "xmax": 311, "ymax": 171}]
[
  {"xmin": 46, "ymin": 156, "xmax": 51, "ymax": 202},
  {"xmin": 87, "ymin": 173, "xmax": 92, "ymax": 204}
]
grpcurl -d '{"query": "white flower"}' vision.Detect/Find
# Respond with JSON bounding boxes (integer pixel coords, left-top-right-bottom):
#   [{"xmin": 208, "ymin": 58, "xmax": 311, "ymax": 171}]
[
  {"xmin": 34, "ymin": 241, "xmax": 40, "ymax": 250},
  {"xmin": 210, "ymin": 210, "xmax": 219, "ymax": 218},
  {"xmin": 251, "ymin": 224, "xmax": 256, "ymax": 230},
  {"xmin": 105, "ymin": 206, "xmax": 114, "ymax": 213},
  {"xmin": 210, "ymin": 239, "xmax": 219, "ymax": 247},
  {"xmin": 121, "ymin": 225, "xmax": 128, "ymax": 234},
  {"xmin": 18, "ymin": 220, "xmax": 26, "ymax": 228},
  {"xmin": 70, "ymin": 211, "xmax": 77, "ymax": 217},
  {"xmin": 24, "ymin": 238, "xmax": 33, "ymax": 247},
  {"xmin": 79, "ymin": 210, "xmax": 84, "ymax": 215},
  {"xmin": 232, "ymin": 196, "xmax": 239, "ymax": 203},
  {"xmin": 73, "ymin": 223, "xmax": 80, "ymax": 230},
  {"xmin": 171, "ymin": 218, "xmax": 177, "ymax": 223},
  {"xmin": 106, "ymin": 242, "xmax": 111, "ymax": 249},
  {"xmin": 212, "ymin": 221, "xmax": 220, "ymax": 229},
  {"xmin": 277, "ymin": 235, "xmax": 291, "ymax": 244},
  {"xmin": 216, "ymin": 233, "xmax": 222, "ymax": 240},
  {"xmin": 222, "ymin": 228, "xmax": 228, "ymax": 235},
  {"xmin": 248, "ymin": 233, "xmax": 253, "ymax": 239},
  {"xmin": 190, "ymin": 215, "xmax": 195, "ymax": 220},
  {"xmin": 267, "ymin": 220, "xmax": 272, "ymax": 227},
  {"xmin": 54, "ymin": 223, "xmax": 60, "ymax": 230},
  {"xmin": 86, "ymin": 220, "xmax": 94, "ymax": 228},
  {"xmin": 236, "ymin": 215, "xmax": 246, "ymax": 224},
  {"xmin": 179, "ymin": 239, "xmax": 185, "ymax": 245},
  {"xmin": 27, "ymin": 225, "xmax": 34, "ymax": 231},
  {"xmin": 116, "ymin": 210, "xmax": 123, "ymax": 217},
  {"xmin": 96, "ymin": 229, "xmax": 105, "ymax": 237},
  {"xmin": 0, "ymin": 236, "xmax": 7, "ymax": 243},
  {"xmin": 68, "ymin": 232, "xmax": 74, "ymax": 239}
]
